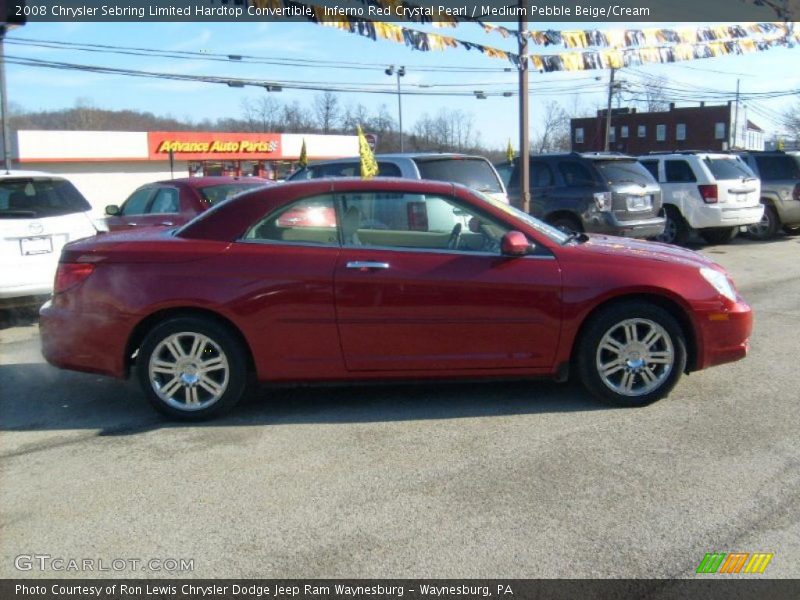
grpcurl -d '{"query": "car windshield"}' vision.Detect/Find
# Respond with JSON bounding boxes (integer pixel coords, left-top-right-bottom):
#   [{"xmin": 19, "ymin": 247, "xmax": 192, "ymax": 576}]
[
  {"xmin": 703, "ymin": 157, "xmax": 756, "ymax": 180},
  {"xmin": 199, "ymin": 183, "xmax": 266, "ymax": 205},
  {"xmin": 0, "ymin": 178, "xmax": 91, "ymax": 219},
  {"xmin": 594, "ymin": 160, "xmax": 656, "ymax": 185},
  {"xmin": 754, "ymin": 155, "xmax": 800, "ymax": 180},
  {"xmin": 414, "ymin": 157, "xmax": 503, "ymax": 193},
  {"xmin": 472, "ymin": 189, "xmax": 569, "ymax": 244}
]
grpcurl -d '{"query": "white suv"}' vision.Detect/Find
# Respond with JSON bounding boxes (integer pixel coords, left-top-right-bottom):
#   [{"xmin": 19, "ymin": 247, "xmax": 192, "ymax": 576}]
[
  {"xmin": 638, "ymin": 152, "xmax": 763, "ymax": 245},
  {"xmin": 0, "ymin": 171, "xmax": 100, "ymax": 305}
]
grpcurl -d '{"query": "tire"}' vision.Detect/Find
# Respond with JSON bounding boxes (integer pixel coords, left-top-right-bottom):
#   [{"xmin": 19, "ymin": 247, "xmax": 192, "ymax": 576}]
[
  {"xmin": 655, "ymin": 206, "xmax": 690, "ymax": 245},
  {"xmin": 577, "ymin": 301, "xmax": 687, "ymax": 408},
  {"xmin": 548, "ymin": 215, "xmax": 582, "ymax": 234},
  {"xmin": 745, "ymin": 205, "xmax": 779, "ymax": 240},
  {"xmin": 699, "ymin": 227, "xmax": 738, "ymax": 245},
  {"xmin": 137, "ymin": 316, "xmax": 248, "ymax": 420},
  {"xmin": 782, "ymin": 224, "xmax": 800, "ymax": 236}
]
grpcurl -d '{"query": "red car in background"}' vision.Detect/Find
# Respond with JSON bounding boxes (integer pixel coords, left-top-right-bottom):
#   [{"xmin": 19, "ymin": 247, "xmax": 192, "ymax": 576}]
[
  {"xmin": 41, "ymin": 178, "xmax": 752, "ymax": 420},
  {"xmin": 104, "ymin": 176, "xmax": 271, "ymax": 231}
]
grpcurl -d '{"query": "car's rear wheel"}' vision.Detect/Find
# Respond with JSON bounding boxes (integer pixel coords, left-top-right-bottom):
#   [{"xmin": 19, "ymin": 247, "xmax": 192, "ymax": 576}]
[
  {"xmin": 655, "ymin": 206, "xmax": 690, "ymax": 245},
  {"xmin": 137, "ymin": 316, "xmax": 248, "ymax": 420},
  {"xmin": 577, "ymin": 302, "xmax": 687, "ymax": 407},
  {"xmin": 699, "ymin": 227, "xmax": 738, "ymax": 245},
  {"xmin": 745, "ymin": 205, "xmax": 779, "ymax": 240},
  {"xmin": 548, "ymin": 215, "xmax": 582, "ymax": 234}
]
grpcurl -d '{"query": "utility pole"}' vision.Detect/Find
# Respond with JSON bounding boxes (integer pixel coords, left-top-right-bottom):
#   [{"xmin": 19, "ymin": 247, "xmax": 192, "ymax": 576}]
[
  {"xmin": 518, "ymin": 5, "xmax": 530, "ymax": 214},
  {"xmin": 604, "ymin": 68, "xmax": 616, "ymax": 152},
  {"xmin": 732, "ymin": 78, "xmax": 741, "ymax": 150},
  {"xmin": 0, "ymin": 26, "xmax": 11, "ymax": 173}
]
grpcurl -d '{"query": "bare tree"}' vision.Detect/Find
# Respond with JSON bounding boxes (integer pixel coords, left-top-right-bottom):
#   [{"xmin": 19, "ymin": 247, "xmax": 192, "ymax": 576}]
[
  {"xmin": 410, "ymin": 109, "xmax": 478, "ymax": 153},
  {"xmin": 639, "ymin": 76, "xmax": 670, "ymax": 112},
  {"xmin": 531, "ymin": 101, "xmax": 571, "ymax": 153},
  {"xmin": 783, "ymin": 100, "xmax": 800, "ymax": 142},
  {"xmin": 241, "ymin": 96, "xmax": 283, "ymax": 132},
  {"xmin": 341, "ymin": 103, "xmax": 371, "ymax": 133},
  {"xmin": 282, "ymin": 100, "xmax": 313, "ymax": 132},
  {"xmin": 313, "ymin": 91, "xmax": 340, "ymax": 134}
]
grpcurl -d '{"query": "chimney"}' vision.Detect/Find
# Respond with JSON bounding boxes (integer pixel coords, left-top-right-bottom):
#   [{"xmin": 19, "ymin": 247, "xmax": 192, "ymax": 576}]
[
  {"xmin": 669, "ymin": 103, "xmax": 675, "ymax": 111},
  {"xmin": 700, "ymin": 101, "xmax": 705, "ymax": 107}
]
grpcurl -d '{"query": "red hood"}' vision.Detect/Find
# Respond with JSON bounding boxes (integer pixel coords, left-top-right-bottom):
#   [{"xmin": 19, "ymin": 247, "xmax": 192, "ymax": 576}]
[{"xmin": 573, "ymin": 234, "xmax": 720, "ymax": 271}]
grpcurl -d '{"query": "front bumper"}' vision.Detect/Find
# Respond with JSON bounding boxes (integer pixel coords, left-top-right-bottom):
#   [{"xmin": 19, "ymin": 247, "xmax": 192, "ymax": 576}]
[{"xmin": 694, "ymin": 298, "xmax": 753, "ymax": 370}]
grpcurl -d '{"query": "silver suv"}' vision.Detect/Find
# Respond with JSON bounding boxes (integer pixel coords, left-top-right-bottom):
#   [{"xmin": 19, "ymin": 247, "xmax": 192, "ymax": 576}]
[
  {"xmin": 287, "ymin": 153, "xmax": 509, "ymax": 205},
  {"xmin": 736, "ymin": 151, "xmax": 800, "ymax": 239}
]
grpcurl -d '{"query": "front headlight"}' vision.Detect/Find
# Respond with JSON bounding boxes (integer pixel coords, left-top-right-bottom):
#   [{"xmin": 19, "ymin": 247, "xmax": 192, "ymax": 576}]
[{"xmin": 700, "ymin": 267, "xmax": 737, "ymax": 302}]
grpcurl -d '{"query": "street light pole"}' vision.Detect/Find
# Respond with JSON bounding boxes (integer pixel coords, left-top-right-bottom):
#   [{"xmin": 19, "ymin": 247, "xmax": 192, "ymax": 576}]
[
  {"xmin": 386, "ymin": 65, "xmax": 405, "ymax": 152},
  {"xmin": 604, "ymin": 67, "xmax": 616, "ymax": 152}
]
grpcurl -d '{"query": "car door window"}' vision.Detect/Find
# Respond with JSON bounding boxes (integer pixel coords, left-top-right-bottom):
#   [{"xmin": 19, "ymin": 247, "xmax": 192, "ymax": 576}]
[
  {"xmin": 148, "ymin": 188, "xmax": 180, "ymax": 214},
  {"xmin": 243, "ymin": 196, "xmax": 338, "ymax": 246},
  {"xmin": 338, "ymin": 192, "xmax": 509, "ymax": 254},
  {"xmin": 665, "ymin": 160, "xmax": 697, "ymax": 183},
  {"xmin": 121, "ymin": 188, "xmax": 155, "ymax": 216},
  {"xmin": 531, "ymin": 161, "xmax": 554, "ymax": 187},
  {"xmin": 558, "ymin": 161, "xmax": 595, "ymax": 187}
]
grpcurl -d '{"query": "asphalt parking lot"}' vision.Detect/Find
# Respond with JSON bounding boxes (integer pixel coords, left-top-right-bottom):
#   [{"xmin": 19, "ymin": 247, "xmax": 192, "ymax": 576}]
[{"xmin": 1, "ymin": 234, "xmax": 799, "ymax": 579}]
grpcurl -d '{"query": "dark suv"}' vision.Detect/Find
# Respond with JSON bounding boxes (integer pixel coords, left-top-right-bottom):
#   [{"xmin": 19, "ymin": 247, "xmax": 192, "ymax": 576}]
[
  {"xmin": 735, "ymin": 151, "xmax": 800, "ymax": 239},
  {"xmin": 503, "ymin": 152, "xmax": 665, "ymax": 238}
]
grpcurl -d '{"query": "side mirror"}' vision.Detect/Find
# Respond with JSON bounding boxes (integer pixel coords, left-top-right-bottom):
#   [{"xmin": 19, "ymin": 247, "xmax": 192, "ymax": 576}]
[
  {"xmin": 501, "ymin": 231, "xmax": 531, "ymax": 256},
  {"xmin": 105, "ymin": 205, "xmax": 121, "ymax": 216}
]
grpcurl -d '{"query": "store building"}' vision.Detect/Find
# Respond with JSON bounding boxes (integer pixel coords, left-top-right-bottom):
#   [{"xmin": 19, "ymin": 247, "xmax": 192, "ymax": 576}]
[
  {"xmin": 13, "ymin": 130, "xmax": 360, "ymax": 213},
  {"xmin": 570, "ymin": 103, "xmax": 765, "ymax": 154}
]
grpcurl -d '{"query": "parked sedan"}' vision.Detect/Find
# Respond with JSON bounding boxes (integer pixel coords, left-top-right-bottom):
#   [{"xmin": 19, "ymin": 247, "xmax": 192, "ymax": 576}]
[
  {"xmin": 41, "ymin": 178, "xmax": 752, "ymax": 420},
  {"xmin": 104, "ymin": 176, "xmax": 271, "ymax": 231}
]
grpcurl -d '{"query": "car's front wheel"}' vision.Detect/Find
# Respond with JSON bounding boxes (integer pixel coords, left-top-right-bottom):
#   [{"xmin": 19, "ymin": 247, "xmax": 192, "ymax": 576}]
[
  {"xmin": 577, "ymin": 302, "xmax": 687, "ymax": 407},
  {"xmin": 137, "ymin": 316, "xmax": 248, "ymax": 420}
]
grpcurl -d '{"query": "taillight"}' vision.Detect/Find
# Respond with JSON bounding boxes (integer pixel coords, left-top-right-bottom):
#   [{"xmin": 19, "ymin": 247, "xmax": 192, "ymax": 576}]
[
  {"xmin": 793, "ymin": 183, "xmax": 800, "ymax": 202},
  {"xmin": 54, "ymin": 263, "xmax": 95, "ymax": 294},
  {"xmin": 698, "ymin": 184, "xmax": 718, "ymax": 204}
]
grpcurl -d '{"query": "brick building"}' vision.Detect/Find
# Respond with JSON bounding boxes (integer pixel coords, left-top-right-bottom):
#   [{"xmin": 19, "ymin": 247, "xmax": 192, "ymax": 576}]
[{"xmin": 570, "ymin": 103, "xmax": 764, "ymax": 154}]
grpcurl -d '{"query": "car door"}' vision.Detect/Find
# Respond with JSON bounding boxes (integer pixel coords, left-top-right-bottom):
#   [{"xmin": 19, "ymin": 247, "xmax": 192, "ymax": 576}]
[
  {"xmin": 333, "ymin": 188, "xmax": 562, "ymax": 372},
  {"xmin": 530, "ymin": 160, "xmax": 556, "ymax": 219},
  {"xmin": 106, "ymin": 186, "xmax": 156, "ymax": 231}
]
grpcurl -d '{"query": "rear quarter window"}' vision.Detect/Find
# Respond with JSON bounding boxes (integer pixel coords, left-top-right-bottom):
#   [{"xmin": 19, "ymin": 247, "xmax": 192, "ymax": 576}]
[
  {"xmin": 703, "ymin": 157, "xmax": 756, "ymax": 180},
  {"xmin": 753, "ymin": 155, "xmax": 800, "ymax": 180},
  {"xmin": 414, "ymin": 158, "xmax": 502, "ymax": 193}
]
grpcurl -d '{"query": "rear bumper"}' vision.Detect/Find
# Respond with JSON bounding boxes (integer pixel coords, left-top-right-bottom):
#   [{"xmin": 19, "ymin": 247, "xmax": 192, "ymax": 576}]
[
  {"xmin": 692, "ymin": 204, "xmax": 764, "ymax": 229},
  {"xmin": 39, "ymin": 299, "xmax": 129, "ymax": 379},
  {"xmin": 695, "ymin": 298, "xmax": 753, "ymax": 370},
  {"xmin": 586, "ymin": 213, "xmax": 666, "ymax": 238}
]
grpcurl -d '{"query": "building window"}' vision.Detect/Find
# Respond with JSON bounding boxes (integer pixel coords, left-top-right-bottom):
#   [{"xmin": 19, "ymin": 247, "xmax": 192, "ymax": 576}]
[
  {"xmin": 715, "ymin": 122, "xmax": 726, "ymax": 140},
  {"xmin": 656, "ymin": 124, "xmax": 666, "ymax": 142},
  {"xmin": 638, "ymin": 125, "xmax": 646, "ymax": 138},
  {"xmin": 621, "ymin": 126, "xmax": 629, "ymax": 138},
  {"xmin": 609, "ymin": 127, "xmax": 616, "ymax": 143},
  {"xmin": 676, "ymin": 123, "xmax": 686, "ymax": 141},
  {"xmin": 574, "ymin": 128, "xmax": 584, "ymax": 144}
]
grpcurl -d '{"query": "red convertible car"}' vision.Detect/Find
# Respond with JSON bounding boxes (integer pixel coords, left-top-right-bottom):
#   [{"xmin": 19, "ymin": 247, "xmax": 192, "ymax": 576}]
[{"xmin": 40, "ymin": 178, "xmax": 752, "ymax": 419}]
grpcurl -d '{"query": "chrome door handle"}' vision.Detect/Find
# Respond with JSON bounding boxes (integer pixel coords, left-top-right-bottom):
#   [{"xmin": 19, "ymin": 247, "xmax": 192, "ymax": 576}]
[
  {"xmin": 126, "ymin": 222, "xmax": 137, "ymax": 227},
  {"xmin": 159, "ymin": 221, "xmax": 174, "ymax": 226},
  {"xmin": 346, "ymin": 261, "xmax": 390, "ymax": 270}
]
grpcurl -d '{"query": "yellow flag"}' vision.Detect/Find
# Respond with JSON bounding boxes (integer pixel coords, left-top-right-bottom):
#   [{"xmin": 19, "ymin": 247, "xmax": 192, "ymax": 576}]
[
  {"xmin": 298, "ymin": 138, "xmax": 308, "ymax": 168},
  {"xmin": 357, "ymin": 125, "xmax": 378, "ymax": 179},
  {"xmin": 506, "ymin": 139, "xmax": 514, "ymax": 163}
]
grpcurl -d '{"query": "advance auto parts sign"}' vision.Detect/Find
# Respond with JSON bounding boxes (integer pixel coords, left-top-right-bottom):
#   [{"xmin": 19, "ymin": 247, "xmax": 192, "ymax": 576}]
[{"xmin": 148, "ymin": 132, "xmax": 281, "ymax": 160}]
